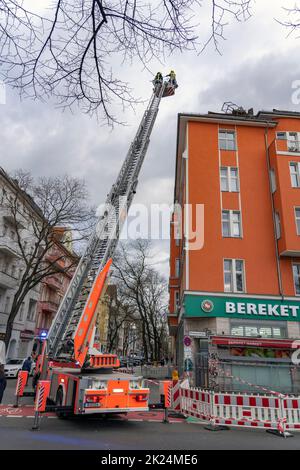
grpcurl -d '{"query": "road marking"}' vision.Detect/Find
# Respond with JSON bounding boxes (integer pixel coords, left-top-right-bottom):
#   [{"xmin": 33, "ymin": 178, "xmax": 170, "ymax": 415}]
[
  {"xmin": 128, "ymin": 419, "xmax": 143, "ymax": 422},
  {"xmin": 7, "ymin": 415, "xmax": 23, "ymax": 418},
  {"xmin": 1, "ymin": 407, "xmax": 22, "ymax": 415},
  {"xmin": 186, "ymin": 420, "xmax": 205, "ymax": 425}
]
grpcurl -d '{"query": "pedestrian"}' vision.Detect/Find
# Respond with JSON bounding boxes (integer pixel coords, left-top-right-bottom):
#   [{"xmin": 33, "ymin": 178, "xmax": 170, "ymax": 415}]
[
  {"xmin": 0, "ymin": 364, "xmax": 7, "ymax": 404},
  {"xmin": 22, "ymin": 356, "xmax": 32, "ymax": 385},
  {"xmin": 22, "ymin": 356, "xmax": 32, "ymax": 374}
]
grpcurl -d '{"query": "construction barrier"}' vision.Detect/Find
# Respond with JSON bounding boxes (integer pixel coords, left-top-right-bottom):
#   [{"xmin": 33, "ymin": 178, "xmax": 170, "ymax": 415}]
[
  {"xmin": 172, "ymin": 379, "xmax": 181, "ymax": 411},
  {"xmin": 283, "ymin": 396, "xmax": 300, "ymax": 431},
  {"xmin": 15, "ymin": 371, "xmax": 28, "ymax": 398},
  {"xmin": 34, "ymin": 380, "xmax": 51, "ymax": 413},
  {"xmin": 32, "ymin": 380, "xmax": 51, "ymax": 430},
  {"xmin": 179, "ymin": 380, "xmax": 300, "ymax": 437},
  {"xmin": 14, "ymin": 371, "xmax": 29, "ymax": 407}
]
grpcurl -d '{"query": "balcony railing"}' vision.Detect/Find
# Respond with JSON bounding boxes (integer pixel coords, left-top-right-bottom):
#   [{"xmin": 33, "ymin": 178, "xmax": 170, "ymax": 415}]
[
  {"xmin": 38, "ymin": 300, "xmax": 59, "ymax": 313},
  {"xmin": 44, "ymin": 276, "xmax": 62, "ymax": 290},
  {"xmin": 0, "ymin": 271, "xmax": 18, "ymax": 289},
  {"xmin": 0, "ymin": 236, "xmax": 20, "ymax": 258}
]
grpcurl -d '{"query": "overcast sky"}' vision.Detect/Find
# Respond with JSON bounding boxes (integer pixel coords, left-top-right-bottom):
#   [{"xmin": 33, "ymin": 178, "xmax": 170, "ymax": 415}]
[{"xmin": 1, "ymin": 0, "xmax": 300, "ymax": 278}]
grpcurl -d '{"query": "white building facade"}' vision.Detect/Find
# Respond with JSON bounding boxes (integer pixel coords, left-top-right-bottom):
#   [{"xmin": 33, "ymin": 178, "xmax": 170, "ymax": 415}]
[{"xmin": 0, "ymin": 168, "xmax": 40, "ymax": 359}]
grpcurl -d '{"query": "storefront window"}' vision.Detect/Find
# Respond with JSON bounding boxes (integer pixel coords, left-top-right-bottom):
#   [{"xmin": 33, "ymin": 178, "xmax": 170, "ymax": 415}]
[{"xmin": 231, "ymin": 321, "xmax": 287, "ymax": 338}]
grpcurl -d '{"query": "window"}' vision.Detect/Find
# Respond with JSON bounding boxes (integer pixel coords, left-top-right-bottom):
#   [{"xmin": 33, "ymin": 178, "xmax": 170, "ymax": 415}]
[
  {"xmin": 3, "ymin": 260, "xmax": 9, "ymax": 274},
  {"xmin": 290, "ymin": 163, "xmax": 300, "ymax": 188},
  {"xmin": 174, "ymin": 291, "xmax": 180, "ymax": 311},
  {"xmin": 4, "ymin": 296, "xmax": 10, "ymax": 313},
  {"xmin": 275, "ymin": 212, "xmax": 281, "ymax": 239},
  {"xmin": 27, "ymin": 299, "xmax": 37, "ymax": 322},
  {"xmin": 231, "ymin": 320, "xmax": 287, "ymax": 338},
  {"xmin": 219, "ymin": 130, "xmax": 236, "ymax": 151},
  {"xmin": 288, "ymin": 132, "xmax": 300, "ymax": 152},
  {"xmin": 220, "ymin": 167, "xmax": 239, "ymax": 192},
  {"xmin": 220, "ymin": 168, "xmax": 229, "ymax": 191},
  {"xmin": 18, "ymin": 302, "xmax": 24, "ymax": 322},
  {"xmin": 11, "ymin": 265, "xmax": 16, "ymax": 278},
  {"xmin": 224, "ymin": 259, "xmax": 245, "ymax": 293},
  {"xmin": 293, "ymin": 264, "xmax": 300, "ymax": 295},
  {"xmin": 175, "ymin": 258, "xmax": 180, "ymax": 277},
  {"xmin": 222, "ymin": 210, "xmax": 241, "ymax": 237},
  {"xmin": 295, "ymin": 208, "xmax": 300, "ymax": 235},
  {"xmin": 277, "ymin": 132, "xmax": 286, "ymax": 140}
]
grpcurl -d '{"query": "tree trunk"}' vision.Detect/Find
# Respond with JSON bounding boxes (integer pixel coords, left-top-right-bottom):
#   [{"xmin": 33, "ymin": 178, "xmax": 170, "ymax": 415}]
[{"xmin": 4, "ymin": 287, "xmax": 29, "ymax": 349}]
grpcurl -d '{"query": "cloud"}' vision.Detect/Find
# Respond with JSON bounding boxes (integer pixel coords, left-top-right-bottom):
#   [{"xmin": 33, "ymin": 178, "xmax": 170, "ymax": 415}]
[{"xmin": 198, "ymin": 49, "xmax": 300, "ymax": 114}]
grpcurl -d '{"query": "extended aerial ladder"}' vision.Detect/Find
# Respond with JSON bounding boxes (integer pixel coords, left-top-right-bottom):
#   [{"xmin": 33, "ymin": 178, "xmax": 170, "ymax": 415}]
[
  {"xmin": 46, "ymin": 78, "xmax": 175, "ymax": 366},
  {"xmin": 28, "ymin": 77, "xmax": 177, "ymax": 418}
]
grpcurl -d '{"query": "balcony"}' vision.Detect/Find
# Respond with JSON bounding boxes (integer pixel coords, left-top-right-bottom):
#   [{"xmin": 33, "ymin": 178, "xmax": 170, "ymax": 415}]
[
  {"xmin": 2, "ymin": 213, "xmax": 25, "ymax": 229},
  {"xmin": 44, "ymin": 275, "xmax": 62, "ymax": 291},
  {"xmin": 0, "ymin": 271, "xmax": 18, "ymax": 289},
  {"xmin": 38, "ymin": 300, "xmax": 59, "ymax": 313},
  {"xmin": 0, "ymin": 237, "xmax": 21, "ymax": 258}
]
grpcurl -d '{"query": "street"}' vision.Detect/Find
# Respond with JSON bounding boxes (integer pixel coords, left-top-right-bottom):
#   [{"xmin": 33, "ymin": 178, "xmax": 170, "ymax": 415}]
[{"xmin": 1, "ymin": 379, "xmax": 300, "ymax": 450}]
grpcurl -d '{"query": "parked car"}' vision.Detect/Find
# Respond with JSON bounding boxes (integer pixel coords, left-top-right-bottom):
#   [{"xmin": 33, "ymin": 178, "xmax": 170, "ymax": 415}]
[
  {"xmin": 127, "ymin": 355, "xmax": 144, "ymax": 366},
  {"xmin": 4, "ymin": 358, "xmax": 36, "ymax": 378}
]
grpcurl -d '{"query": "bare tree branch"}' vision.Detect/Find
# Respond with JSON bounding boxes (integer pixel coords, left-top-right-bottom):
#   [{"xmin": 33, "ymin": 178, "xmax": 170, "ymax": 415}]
[
  {"xmin": 112, "ymin": 239, "xmax": 168, "ymax": 361},
  {"xmin": 2, "ymin": 169, "xmax": 93, "ymax": 348},
  {"xmin": 277, "ymin": 4, "xmax": 300, "ymax": 39},
  {"xmin": 0, "ymin": 0, "xmax": 256, "ymax": 123}
]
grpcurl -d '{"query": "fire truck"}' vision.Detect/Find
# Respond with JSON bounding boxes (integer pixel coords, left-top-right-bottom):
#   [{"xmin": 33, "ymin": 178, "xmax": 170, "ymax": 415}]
[{"xmin": 31, "ymin": 77, "xmax": 177, "ymax": 417}]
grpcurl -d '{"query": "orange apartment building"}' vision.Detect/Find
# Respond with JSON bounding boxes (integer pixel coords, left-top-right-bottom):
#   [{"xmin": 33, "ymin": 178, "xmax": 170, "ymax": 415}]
[
  {"xmin": 35, "ymin": 228, "xmax": 78, "ymax": 339},
  {"xmin": 168, "ymin": 108, "xmax": 300, "ymax": 393}
]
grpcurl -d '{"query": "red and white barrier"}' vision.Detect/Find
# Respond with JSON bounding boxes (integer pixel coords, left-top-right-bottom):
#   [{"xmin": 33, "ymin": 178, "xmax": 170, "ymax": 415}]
[
  {"xmin": 179, "ymin": 381, "xmax": 300, "ymax": 436},
  {"xmin": 172, "ymin": 380, "xmax": 181, "ymax": 411},
  {"xmin": 212, "ymin": 391, "xmax": 281, "ymax": 429},
  {"xmin": 283, "ymin": 397, "xmax": 300, "ymax": 431}
]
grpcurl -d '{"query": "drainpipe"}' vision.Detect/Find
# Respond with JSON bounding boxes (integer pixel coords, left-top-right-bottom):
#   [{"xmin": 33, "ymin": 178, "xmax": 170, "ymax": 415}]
[{"xmin": 264, "ymin": 127, "xmax": 284, "ymax": 299}]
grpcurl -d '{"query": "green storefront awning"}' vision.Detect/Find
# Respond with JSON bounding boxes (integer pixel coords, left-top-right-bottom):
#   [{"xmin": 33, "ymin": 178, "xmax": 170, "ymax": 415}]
[{"xmin": 184, "ymin": 293, "xmax": 300, "ymax": 322}]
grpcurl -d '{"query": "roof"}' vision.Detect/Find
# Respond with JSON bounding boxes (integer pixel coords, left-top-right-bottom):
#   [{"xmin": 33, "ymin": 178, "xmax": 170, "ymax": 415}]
[
  {"xmin": 0, "ymin": 166, "xmax": 44, "ymax": 218},
  {"xmin": 0, "ymin": 167, "xmax": 78, "ymax": 259}
]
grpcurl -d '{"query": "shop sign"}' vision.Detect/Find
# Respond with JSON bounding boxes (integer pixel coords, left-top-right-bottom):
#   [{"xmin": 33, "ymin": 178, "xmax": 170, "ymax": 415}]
[
  {"xmin": 185, "ymin": 294, "xmax": 300, "ymax": 322},
  {"xmin": 189, "ymin": 331, "xmax": 207, "ymax": 338},
  {"xmin": 20, "ymin": 330, "xmax": 34, "ymax": 340},
  {"xmin": 225, "ymin": 302, "xmax": 299, "ymax": 318},
  {"xmin": 211, "ymin": 336, "xmax": 298, "ymax": 349}
]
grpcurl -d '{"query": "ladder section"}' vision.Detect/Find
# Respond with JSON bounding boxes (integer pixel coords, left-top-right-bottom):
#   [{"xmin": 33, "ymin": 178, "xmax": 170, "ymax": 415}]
[{"xmin": 47, "ymin": 80, "xmax": 171, "ymax": 360}]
